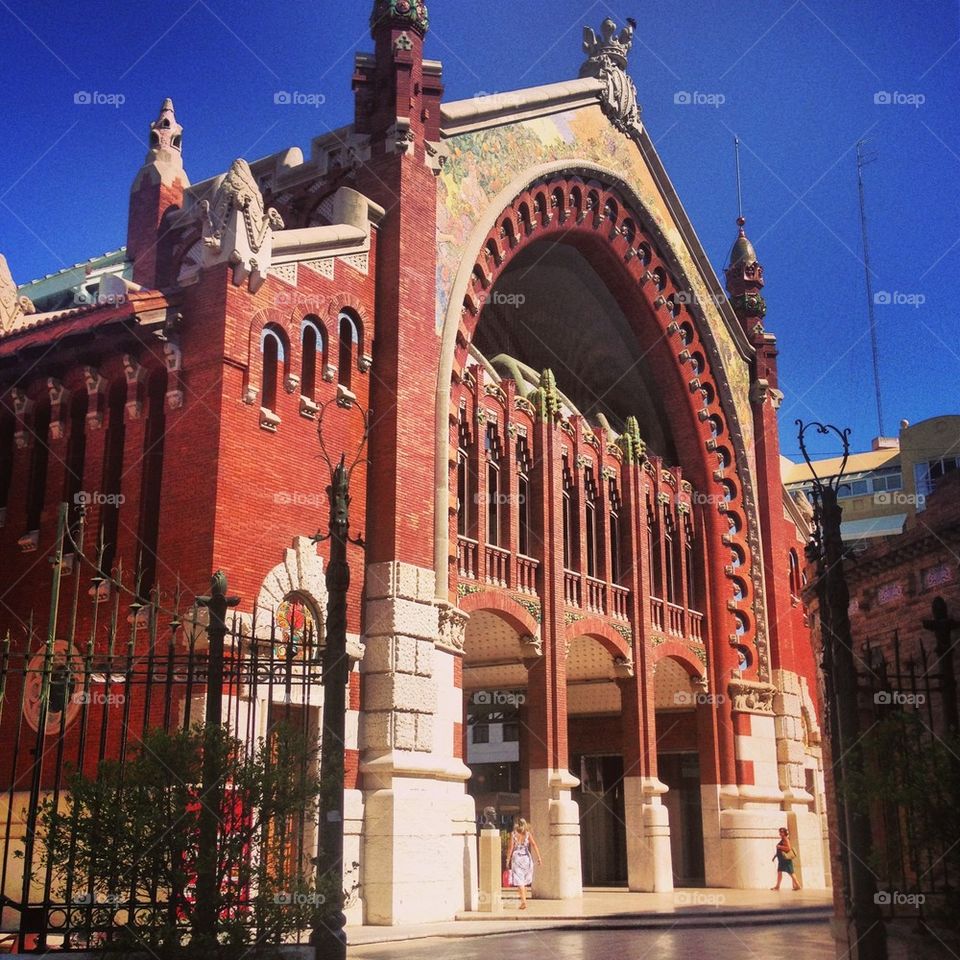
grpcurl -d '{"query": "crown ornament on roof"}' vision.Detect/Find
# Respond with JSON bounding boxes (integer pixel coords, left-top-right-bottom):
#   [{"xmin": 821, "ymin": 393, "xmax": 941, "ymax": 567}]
[
  {"xmin": 370, "ymin": 0, "xmax": 429, "ymax": 37},
  {"xmin": 579, "ymin": 17, "xmax": 642, "ymax": 140},
  {"xmin": 582, "ymin": 17, "xmax": 637, "ymax": 71}
]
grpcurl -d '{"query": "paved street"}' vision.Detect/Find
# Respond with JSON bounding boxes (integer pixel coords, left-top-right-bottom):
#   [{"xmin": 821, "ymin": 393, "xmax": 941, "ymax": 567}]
[{"xmin": 349, "ymin": 921, "xmax": 834, "ymax": 959}]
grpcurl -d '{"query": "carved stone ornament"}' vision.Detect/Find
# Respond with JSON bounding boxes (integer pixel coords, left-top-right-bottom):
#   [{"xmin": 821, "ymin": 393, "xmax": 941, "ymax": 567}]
[
  {"xmin": 728, "ymin": 677, "xmax": 777, "ymax": 715},
  {"xmin": 520, "ymin": 634, "xmax": 543, "ymax": 660},
  {"xmin": 179, "ymin": 158, "xmax": 284, "ymax": 293},
  {"xmin": 370, "ymin": 0, "xmax": 429, "ymax": 37},
  {"xmin": 579, "ymin": 18, "xmax": 642, "ymax": 140},
  {"xmin": 436, "ymin": 601, "xmax": 469, "ymax": 655},
  {"xmin": 0, "ymin": 254, "xmax": 35, "ymax": 337}
]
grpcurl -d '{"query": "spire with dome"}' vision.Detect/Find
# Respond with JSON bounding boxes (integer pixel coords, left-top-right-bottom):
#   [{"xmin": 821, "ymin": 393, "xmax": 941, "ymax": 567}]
[{"xmin": 724, "ymin": 216, "xmax": 766, "ymax": 329}]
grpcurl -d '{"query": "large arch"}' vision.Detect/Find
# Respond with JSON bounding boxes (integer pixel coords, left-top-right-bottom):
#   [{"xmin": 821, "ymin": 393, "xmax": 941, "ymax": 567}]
[{"xmin": 434, "ymin": 163, "xmax": 769, "ymax": 691}]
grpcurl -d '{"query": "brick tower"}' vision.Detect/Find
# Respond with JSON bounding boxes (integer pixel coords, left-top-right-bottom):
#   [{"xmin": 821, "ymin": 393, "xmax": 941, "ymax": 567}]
[{"xmin": 126, "ymin": 98, "xmax": 189, "ymax": 288}]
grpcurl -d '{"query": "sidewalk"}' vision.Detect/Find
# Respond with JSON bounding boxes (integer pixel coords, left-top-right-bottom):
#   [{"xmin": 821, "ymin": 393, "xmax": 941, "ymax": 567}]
[{"xmin": 346, "ymin": 887, "xmax": 833, "ymax": 946}]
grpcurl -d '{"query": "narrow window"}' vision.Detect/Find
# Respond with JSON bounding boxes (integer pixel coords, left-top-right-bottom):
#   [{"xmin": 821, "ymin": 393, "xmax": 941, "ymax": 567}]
[
  {"xmin": 584, "ymin": 469, "xmax": 598, "ymax": 578},
  {"xmin": 686, "ymin": 537, "xmax": 698, "ymax": 610},
  {"xmin": 456, "ymin": 409, "xmax": 474, "ymax": 538},
  {"xmin": 648, "ymin": 500, "xmax": 663, "ymax": 598},
  {"xmin": 64, "ymin": 391, "xmax": 87, "ymax": 525},
  {"xmin": 26, "ymin": 402, "xmax": 51, "ymax": 532},
  {"xmin": 261, "ymin": 328, "xmax": 284, "ymax": 411},
  {"xmin": 562, "ymin": 457, "xmax": 577, "ymax": 570},
  {"xmin": 338, "ymin": 312, "xmax": 359, "ymax": 389},
  {"xmin": 608, "ymin": 478, "xmax": 621, "ymax": 584},
  {"xmin": 301, "ymin": 319, "xmax": 324, "ymax": 399},
  {"xmin": 517, "ymin": 436, "xmax": 532, "ymax": 557},
  {"xmin": 137, "ymin": 371, "xmax": 166, "ymax": 598},
  {"xmin": 0, "ymin": 408, "xmax": 15, "ymax": 518},
  {"xmin": 99, "ymin": 382, "xmax": 126, "ymax": 575},
  {"xmin": 485, "ymin": 422, "xmax": 502, "ymax": 546}
]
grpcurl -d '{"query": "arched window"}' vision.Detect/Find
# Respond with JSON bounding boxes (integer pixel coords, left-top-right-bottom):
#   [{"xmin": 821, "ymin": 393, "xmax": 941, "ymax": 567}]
[
  {"xmin": 584, "ymin": 468, "xmax": 599, "ymax": 578},
  {"xmin": 789, "ymin": 549, "xmax": 802, "ymax": 599},
  {"xmin": 686, "ymin": 536, "xmax": 698, "ymax": 611},
  {"xmin": 26, "ymin": 400, "xmax": 51, "ymax": 533},
  {"xmin": 608, "ymin": 477, "xmax": 622, "ymax": 584},
  {"xmin": 100, "ymin": 381, "xmax": 126, "ymax": 575},
  {"xmin": 516, "ymin": 435, "xmax": 533, "ymax": 557},
  {"xmin": 456, "ymin": 409, "xmax": 474, "ymax": 538},
  {"xmin": 485, "ymin": 422, "xmax": 503, "ymax": 547},
  {"xmin": 664, "ymin": 511, "xmax": 678, "ymax": 605},
  {"xmin": 647, "ymin": 498, "xmax": 661, "ymax": 598},
  {"xmin": 300, "ymin": 318, "xmax": 325, "ymax": 399},
  {"xmin": 261, "ymin": 327, "xmax": 285, "ymax": 411},
  {"xmin": 0, "ymin": 405, "xmax": 14, "ymax": 521},
  {"xmin": 137, "ymin": 370, "xmax": 167, "ymax": 598},
  {"xmin": 64, "ymin": 390, "xmax": 87, "ymax": 525},
  {"xmin": 562, "ymin": 456, "xmax": 577, "ymax": 570},
  {"xmin": 338, "ymin": 312, "xmax": 359, "ymax": 389}
]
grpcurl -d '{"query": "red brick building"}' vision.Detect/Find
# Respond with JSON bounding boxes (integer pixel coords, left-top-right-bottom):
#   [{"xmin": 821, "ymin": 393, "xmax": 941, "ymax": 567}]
[{"xmin": 0, "ymin": 3, "xmax": 828, "ymax": 925}]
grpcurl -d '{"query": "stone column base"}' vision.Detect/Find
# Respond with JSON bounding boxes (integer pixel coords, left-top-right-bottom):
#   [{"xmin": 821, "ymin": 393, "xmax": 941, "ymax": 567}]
[
  {"xmin": 786, "ymin": 802, "xmax": 828, "ymax": 889},
  {"xmin": 624, "ymin": 776, "xmax": 673, "ymax": 892},
  {"xmin": 703, "ymin": 784, "xmax": 786, "ymax": 888},
  {"xmin": 343, "ymin": 788, "xmax": 365, "ymax": 925},
  {"xmin": 528, "ymin": 767, "xmax": 582, "ymax": 900},
  {"xmin": 360, "ymin": 752, "xmax": 474, "ymax": 925}
]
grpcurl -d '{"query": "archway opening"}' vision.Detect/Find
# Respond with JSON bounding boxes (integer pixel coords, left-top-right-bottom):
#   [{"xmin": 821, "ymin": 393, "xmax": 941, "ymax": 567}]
[
  {"xmin": 461, "ymin": 610, "xmax": 530, "ymax": 831},
  {"xmin": 566, "ymin": 634, "xmax": 627, "ymax": 887},
  {"xmin": 654, "ymin": 656, "xmax": 708, "ymax": 886},
  {"xmin": 472, "ymin": 239, "xmax": 678, "ymax": 463}
]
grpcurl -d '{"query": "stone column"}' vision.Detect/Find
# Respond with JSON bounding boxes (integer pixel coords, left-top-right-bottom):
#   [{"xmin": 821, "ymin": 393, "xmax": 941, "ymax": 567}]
[
  {"xmin": 524, "ymin": 645, "xmax": 581, "ymax": 900},
  {"xmin": 360, "ymin": 561, "xmax": 474, "ymax": 925},
  {"xmin": 619, "ymin": 678, "xmax": 672, "ymax": 891}
]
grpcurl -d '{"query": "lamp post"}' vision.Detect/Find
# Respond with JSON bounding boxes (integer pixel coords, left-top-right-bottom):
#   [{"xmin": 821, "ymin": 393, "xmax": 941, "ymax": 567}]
[
  {"xmin": 797, "ymin": 420, "xmax": 886, "ymax": 960},
  {"xmin": 310, "ymin": 397, "xmax": 368, "ymax": 960}
]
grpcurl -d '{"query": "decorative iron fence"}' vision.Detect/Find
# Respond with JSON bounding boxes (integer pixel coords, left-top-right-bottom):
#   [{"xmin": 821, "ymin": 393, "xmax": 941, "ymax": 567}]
[
  {"xmin": 0, "ymin": 505, "xmax": 326, "ymax": 953},
  {"xmin": 856, "ymin": 608, "xmax": 960, "ymax": 924}
]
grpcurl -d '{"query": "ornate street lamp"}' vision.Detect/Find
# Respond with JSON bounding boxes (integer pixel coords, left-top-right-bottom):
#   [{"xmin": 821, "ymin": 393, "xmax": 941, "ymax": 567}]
[
  {"xmin": 310, "ymin": 396, "xmax": 368, "ymax": 960},
  {"xmin": 797, "ymin": 420, "xmax": 886, "ymax": 960}
]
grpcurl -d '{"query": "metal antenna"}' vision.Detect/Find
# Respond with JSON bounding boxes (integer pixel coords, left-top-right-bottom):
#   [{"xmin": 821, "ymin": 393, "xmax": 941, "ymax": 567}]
[
  {"xmin": 857, "ymin": 139, "xmax": 883, "ymax": 436},
  {"xmin": 734, "ymin": 136, "xmax": 743, "ymax": 220}
]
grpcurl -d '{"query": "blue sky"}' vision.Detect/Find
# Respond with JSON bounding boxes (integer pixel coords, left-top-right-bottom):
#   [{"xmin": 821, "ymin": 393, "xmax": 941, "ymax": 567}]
[{"xmin": 1, "ymin": 0, "xmax": 957, "ymax": 461}]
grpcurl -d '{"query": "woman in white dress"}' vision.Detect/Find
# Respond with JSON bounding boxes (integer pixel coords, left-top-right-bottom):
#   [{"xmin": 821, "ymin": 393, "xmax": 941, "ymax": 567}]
[{"xmin": 506, "ymin": 817, "xmax": 543, "ymax": 909}]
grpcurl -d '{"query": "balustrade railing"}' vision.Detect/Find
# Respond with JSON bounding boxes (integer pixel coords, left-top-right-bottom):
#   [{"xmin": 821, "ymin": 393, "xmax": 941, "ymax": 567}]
[
  {"xmin": 688, "ymin": 609, "xmax": 704, "ymax": 642},
  {"xmin": 611, "ymin": 584, "xmax": 630, "ymax": 620},
  {"xmin": 650, "ymin": 596, "xmax": 665, "ymax": 631},
  {"xmin": 586, "ymin": 576, "xmax": 607, "ymax": 615},
  {"xmin": 564, "ymin": 570, "xmax": 582, "ymax": 608},
  {"xmin": 516, "ymin": 555, "xmax": 538, "ymax": 595},
  {"xmin": 484, "ymin": 544, "xmax": 510, "ymax": 587},
  {"xmin": 666, "ymin": 601, "xmax": 685, "ymax": 637},
  {"xmin": 457, "ymin": 536, "xmax": 478, "ymax": 581}
]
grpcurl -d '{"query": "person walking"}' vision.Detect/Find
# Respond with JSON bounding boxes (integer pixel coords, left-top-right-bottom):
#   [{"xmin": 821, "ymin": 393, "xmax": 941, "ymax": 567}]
[
  {"xmin": 506, "ymin": 817, "xmax": 543, "ymax": 909},
  {"xmin": 771, "ymin": 826, "xmax": 801, "ymax": 891}
]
